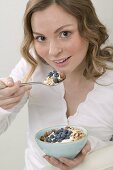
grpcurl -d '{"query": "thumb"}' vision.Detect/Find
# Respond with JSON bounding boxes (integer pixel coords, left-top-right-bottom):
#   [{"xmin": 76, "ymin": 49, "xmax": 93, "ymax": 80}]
[{"xmin": 2, "ymin": 77, "xmax": 15, "ymax": 87}]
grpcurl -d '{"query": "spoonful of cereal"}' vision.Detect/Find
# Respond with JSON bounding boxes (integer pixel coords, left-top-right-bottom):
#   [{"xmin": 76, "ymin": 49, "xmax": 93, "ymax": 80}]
[
  {"xmin": 43, "ymin": 70, "xmax": 66, "ymax": 86},
  {"xmin": 0, "ymin": 70, "xmax": 66, "ymax": 89}
]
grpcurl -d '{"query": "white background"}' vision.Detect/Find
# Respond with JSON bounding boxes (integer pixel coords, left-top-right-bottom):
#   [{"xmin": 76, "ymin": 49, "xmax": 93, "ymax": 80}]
[{"xmin": 0, "ymin": 0, "xmax": 113, "ymax": 170}]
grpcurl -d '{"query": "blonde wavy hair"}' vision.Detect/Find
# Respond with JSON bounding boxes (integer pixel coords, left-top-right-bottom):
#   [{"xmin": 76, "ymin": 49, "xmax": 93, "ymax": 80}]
[{"xmin": 21, "ymin": 0, "xmax": 113, "ymax": 82}]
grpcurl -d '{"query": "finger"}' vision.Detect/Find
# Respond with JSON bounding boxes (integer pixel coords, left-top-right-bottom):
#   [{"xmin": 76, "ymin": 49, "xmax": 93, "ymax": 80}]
[
  {"xmin": 0, "ymin": 82, "xmax": 22, "ymax": 97},
  {"xmin": 44, "ymin": 156, "xmax": 69, "ymax": 170},
  {"xmin": 11, "ymin": 85, "xmax": 32, "ymax": 97},
  {"xmin": 44, "ymin": 156, "xmax": 59, "ymax": 166},
  {"xmin": 81, "ymin": 141, "xmax": 91, "ymax": 155},
  {"xmin": 0, "ymin": 94, "xmax": 23, "ymax": 108},
  {"xmin": 59, "ymin": 152, "xmax": 85, "ymax": 168},
  {"xmin": 2, "ymin": 101, "xmax": 20, "ymax": 110},
  {"xmin": 58, "ymin": 141, "xmax": 91, "ymax": 168},
  {"xmin": 0, "ymin": 77, "xmax": 15, "ymax": 87},
  {"xmin": 1, "ymin": 92, "xmax": 26, "ymax": 109}
]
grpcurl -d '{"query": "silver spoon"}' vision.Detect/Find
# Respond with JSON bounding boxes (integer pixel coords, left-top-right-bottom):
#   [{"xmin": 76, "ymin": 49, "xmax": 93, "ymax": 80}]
[{"xmin": 0, "ymin": 71, "xmax": 66, "ymax": 89}]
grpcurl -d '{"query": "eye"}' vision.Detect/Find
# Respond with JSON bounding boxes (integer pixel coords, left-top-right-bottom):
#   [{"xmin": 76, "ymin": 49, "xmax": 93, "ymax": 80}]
[
  {"xmin": 34, "ymin": 35, "xmax": 46, "ymax": 42},
  {"xmin": 60, "ymin": 31, "xmax": 71, "ymax": 38}
]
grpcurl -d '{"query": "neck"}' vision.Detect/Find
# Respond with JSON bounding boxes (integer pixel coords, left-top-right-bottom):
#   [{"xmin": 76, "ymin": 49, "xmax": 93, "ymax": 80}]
[{"xmin": 64, "ymin": 65, "xmax": 86, "ymax": 88}]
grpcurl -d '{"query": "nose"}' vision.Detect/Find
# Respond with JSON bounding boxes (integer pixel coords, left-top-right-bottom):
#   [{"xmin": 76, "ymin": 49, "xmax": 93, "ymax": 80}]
[{"xmin": 49, "ymin": 40, "xmax": 62, "ymax": 57}]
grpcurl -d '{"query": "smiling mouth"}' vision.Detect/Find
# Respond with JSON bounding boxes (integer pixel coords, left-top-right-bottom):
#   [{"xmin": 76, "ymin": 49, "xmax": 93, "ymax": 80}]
[{"xmin": 54, "ymin": 56, "xmax": 71, "ymax": 64}]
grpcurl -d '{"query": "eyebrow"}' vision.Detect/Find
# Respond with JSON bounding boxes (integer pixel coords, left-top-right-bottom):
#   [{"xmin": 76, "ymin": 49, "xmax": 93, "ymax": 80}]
[{"xmin": 33, "ymin": 24, "xmax": 73, "ymax": 35}]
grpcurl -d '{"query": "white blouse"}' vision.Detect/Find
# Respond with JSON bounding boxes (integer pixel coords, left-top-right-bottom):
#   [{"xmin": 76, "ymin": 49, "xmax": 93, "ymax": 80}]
[{"xmin": 0, "ymin": 58, "xmax": 113, "ymax": 170}]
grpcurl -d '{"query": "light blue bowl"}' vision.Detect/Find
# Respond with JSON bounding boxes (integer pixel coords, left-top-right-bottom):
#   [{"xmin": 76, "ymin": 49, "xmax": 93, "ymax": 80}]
[{"xmin": 35, "ymin": 125, "xmax": 88, "ymax": 159}]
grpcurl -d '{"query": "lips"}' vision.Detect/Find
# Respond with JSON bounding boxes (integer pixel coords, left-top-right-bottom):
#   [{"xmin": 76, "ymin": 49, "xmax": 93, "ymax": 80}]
[{"xmin": 54, "ymin": 56, "xmax": 71, "ymax": 64}]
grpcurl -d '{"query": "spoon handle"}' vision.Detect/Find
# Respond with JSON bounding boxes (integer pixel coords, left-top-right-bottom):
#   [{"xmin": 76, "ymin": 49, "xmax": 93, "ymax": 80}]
[
  {"xmin": 0, "ymin": 81, "xmax": 46, "ymax": 89},
  {"xmin": 21, "ymin": 81, "xmax": 45, "ymax": 86}
]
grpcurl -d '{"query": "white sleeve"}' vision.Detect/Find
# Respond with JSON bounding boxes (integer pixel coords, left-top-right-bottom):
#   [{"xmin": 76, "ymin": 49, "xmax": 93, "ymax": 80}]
[
  {"xmin": 0, "ymin": 93, "xmax": 29, "ymax": 135},
  {"xmin": 88, "ymin": 135, "xmax": 113, "ymax": 152},
  {"xmin": 9, "ymin": 57, "xmax": 30, "ymax": 81},
  {"xmin": 0, "ymin": 58, "xmax": 29, "ymax": 135}
]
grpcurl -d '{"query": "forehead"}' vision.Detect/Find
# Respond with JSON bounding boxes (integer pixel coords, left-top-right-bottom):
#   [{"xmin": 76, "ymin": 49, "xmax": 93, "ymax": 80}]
[{"xmin": 31, "ymin": 4, "xmax": 78, "ymax": 32}]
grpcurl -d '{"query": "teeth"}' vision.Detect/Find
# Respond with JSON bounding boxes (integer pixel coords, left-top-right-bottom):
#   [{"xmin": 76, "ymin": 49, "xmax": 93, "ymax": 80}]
[{"xmin": 55, "ymin": 59, "xmax": 65, "ymax": 64}]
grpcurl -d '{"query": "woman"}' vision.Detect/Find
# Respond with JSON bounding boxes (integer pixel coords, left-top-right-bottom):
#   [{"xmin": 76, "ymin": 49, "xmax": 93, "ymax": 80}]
[{"xmin": 0, "ymin": 0, "xmax": 113, "ymax": 170}]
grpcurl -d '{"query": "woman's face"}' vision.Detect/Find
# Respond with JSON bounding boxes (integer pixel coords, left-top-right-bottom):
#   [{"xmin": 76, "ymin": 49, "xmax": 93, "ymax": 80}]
[{"xmin": 31, "ymin": 4, "xmax": 89, "ymax": 74}]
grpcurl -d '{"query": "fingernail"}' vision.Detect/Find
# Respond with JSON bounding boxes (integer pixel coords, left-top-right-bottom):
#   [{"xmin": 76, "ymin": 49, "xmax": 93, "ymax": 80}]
[{"xmin": 7, "ymin": 81, "xmax": 13, "ymax": 85}]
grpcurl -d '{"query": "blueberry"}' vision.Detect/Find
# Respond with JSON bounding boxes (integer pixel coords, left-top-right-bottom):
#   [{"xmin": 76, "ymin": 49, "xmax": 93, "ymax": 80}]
[
  {"xmin": 46, "ymin": 137, "xmax": 51, "ymax": 142},
  {"xmin": 61, "ymin": 131, "xmax": 66, "ymax": 135},
  {"xmin": 48, "ymin": 72, "xmax": 53, "ymax": 77},
  {"xmin": 55, "ymin": 135, "xmax": 60, "ymax": 140},
  {"xmin": 57, "ymin": 133, "xmax": 61, "ymax": 139},
  {"xmin": 54, "ymin": 72, "xmax": 59, "ymax": 77},
  {"xmin": 64, "ymin": 129, "xmax": 68, "ymax": 134},
  {"xmin": 52, "ymin": 138, "xmax": 57, "ymax": 142},
  {"xmin": 50, "ymin": 135, "xmax": 54, "ymax": 139},
  {"xmin": 65, "ymin": 136, "xmax": 70, "ymax": 139},
  {"xmin": 60, "ymin": 128, "xmax": 64, "ymax": 132},
  {"xmin": 61, "ymin": 133, "xmax": 66, "ymax": 139}
]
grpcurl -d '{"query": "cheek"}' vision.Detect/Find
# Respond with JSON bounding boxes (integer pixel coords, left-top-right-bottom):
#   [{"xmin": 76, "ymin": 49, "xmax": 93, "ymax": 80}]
[
  {"xmin": 34, "ymin": 42, "xmax": 48, "ymax": 60},
  {"xmin": 68, "ymin": 38, "xmax": 88, "ymax": 56}
]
